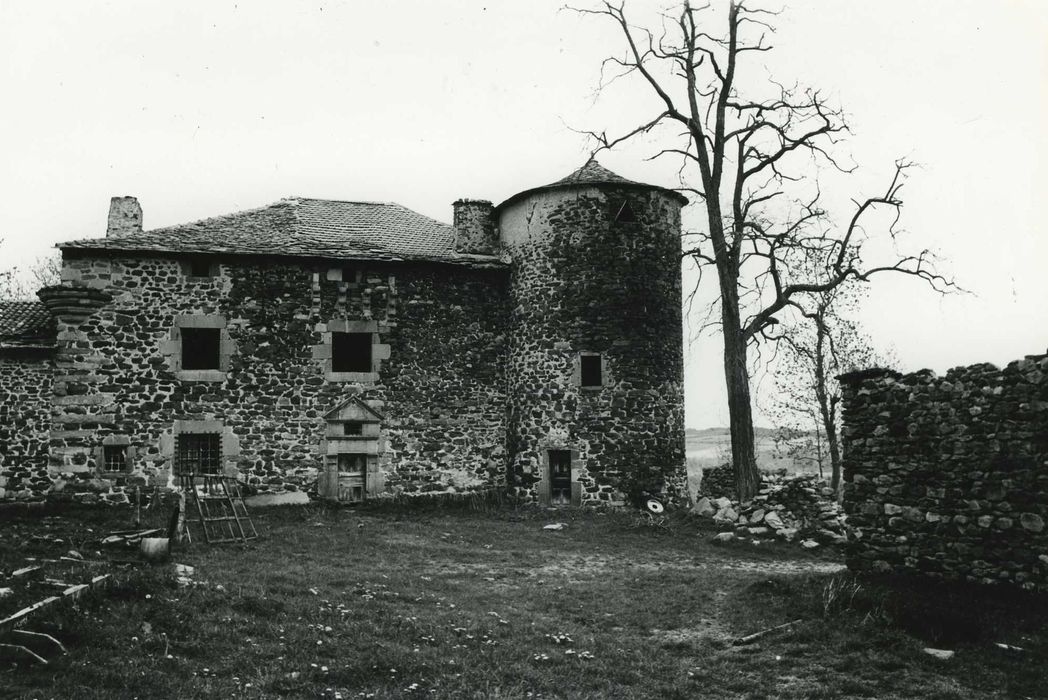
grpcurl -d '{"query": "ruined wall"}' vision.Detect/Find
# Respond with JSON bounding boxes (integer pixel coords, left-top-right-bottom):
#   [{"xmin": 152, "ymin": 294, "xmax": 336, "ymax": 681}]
[
  {"xmin": 499, "ymin": 186, "xmax": 687, "ymax": 505},
  {"xmin": 840, "ymin": 353, "xmax": 1048, "ymax": 591},
  {"xmin": 0, "ymin": 352, "xmax": 54, "ymax": 500},
  {"xmin": 41, "ymin": 254, "xmax": 508, "ymax": 503}
]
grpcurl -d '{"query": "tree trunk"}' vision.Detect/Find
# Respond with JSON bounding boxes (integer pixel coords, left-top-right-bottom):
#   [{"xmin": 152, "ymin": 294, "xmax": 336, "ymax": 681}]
[
  {"xmin": 720, "ymin": 287, "xmax": 760, "ymax": 501},
  {"xmin": 825, "ymin": 409, "xmax": 842, "ymax": 493}
]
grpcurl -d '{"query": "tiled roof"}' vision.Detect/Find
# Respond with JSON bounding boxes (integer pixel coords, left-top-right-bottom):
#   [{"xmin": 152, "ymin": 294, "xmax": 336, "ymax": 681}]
[
  {"xmin": 549, "ymin": 160, "xmax": 640, "ymax": 187},
  {"xmin": 0, "ymin": 300, "xmax": 55, "ymax": 347},
  {"xmin": 495, "ymin": 159, "xmax": 689, "ymax": 211},
  {"xmin": 59, "ymin": 198, "xmax": 505, "ymax": 266}
]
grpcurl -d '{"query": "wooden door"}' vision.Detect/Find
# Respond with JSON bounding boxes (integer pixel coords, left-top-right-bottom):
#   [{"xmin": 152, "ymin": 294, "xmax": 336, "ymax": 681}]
[{"xmin": 549, "ymin": 450, "xmax": 572, "ymax": 506}]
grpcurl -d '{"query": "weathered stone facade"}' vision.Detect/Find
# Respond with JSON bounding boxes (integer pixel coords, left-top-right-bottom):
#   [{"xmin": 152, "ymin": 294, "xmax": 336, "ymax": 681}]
[
  {"xmin": 0, "ymin": 352, "xmax": 54, "ymax": 500},
  {"xmin": 839, "ymin": 353, "xmax": 1048, "ymax": 590},
  {"xmin": 41, "ymin": 256, "xmax": 508, "ymax": 502},
  {"xmin": 500, "ymin": 184, "xmax": 687, "ymax": 505},
  {"xmin": 0, "ymin": 160, "xmax": 689, "ymax": 506}
]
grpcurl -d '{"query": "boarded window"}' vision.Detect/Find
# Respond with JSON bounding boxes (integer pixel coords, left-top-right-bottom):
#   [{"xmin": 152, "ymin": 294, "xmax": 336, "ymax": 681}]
[
  {"xmin": 181, "ymin": 328, "xmax": 221, "ymax": 370},
  {"xmin": 612, "ymin": 199, "xmax": 638, "ymax": 223},
  {"xmin": 580, "ymin": 355, "xmax": 603, "ymax": 387},
  {"xmin": 332, "ymin": 332, "xmax": 373, "ymax": 373},
  {"xmin": 343, "ymin": 421, "xmax": 363, "ymax": 436},
  {"xmin": 103, "ymin": 445, "xmax": 127, "ymax": 472},
  {"xmin": 175, "ymin": 433, "xmax": 221, "ymax": 475}
]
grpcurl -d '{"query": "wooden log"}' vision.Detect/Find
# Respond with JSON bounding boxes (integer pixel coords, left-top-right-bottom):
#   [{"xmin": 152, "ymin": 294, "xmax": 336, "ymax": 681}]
[
  {"xmin": 0, "ymin": 642, "xmax": 48, "ymax": 664},
  {"xmin": 732, "ymin": 619, "xmax": 803, "ymax": 646}
]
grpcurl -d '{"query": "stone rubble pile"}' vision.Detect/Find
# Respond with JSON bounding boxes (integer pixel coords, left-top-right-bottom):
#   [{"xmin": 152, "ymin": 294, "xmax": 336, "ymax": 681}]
[{"xmin": 694, "ymin": 471, "xmax": 846, "ymax": 548}]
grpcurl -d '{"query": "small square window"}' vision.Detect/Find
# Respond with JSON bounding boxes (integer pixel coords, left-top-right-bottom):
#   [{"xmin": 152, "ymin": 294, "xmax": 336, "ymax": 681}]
[
  {"xmin": 580, "ymin": 355, "xmax": 603, "ymax": 387},
  {"xmin": 188, "ymin": 258, "xmax": 215, "ymax": 277},
  {"xmin": 332, "ymin": 332, "xmax": 373, "ymax": 373},
  {"xmin": 182, "ymin": 328, "xmax": 221, "ymax": 370},
  {"xmin": 343, "ymin": 421, "xmax": 363, "ymax": 436},
  {"xmin": 103, "ymin": 445, "xmax": 127, "ymax": 472},
  {"xmin": 612, "ymin": 199, "xmax": 638, "ymax": 224}
]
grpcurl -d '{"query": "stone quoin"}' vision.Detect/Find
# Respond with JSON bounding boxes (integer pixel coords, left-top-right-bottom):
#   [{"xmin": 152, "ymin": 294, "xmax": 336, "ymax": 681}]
[{"xmin": 0, "ymin": 161, "xmax": 689, "ymax": 507}]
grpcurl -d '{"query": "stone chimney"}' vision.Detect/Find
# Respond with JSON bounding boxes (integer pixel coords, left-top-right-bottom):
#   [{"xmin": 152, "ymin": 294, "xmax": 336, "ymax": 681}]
[
  {"xmin": 107, "ymin": 196, "xmax": 142, "ymax": 237},
  {"xmin": 452, "ymin": 199, "xmax": 497, "ymax": 255}
]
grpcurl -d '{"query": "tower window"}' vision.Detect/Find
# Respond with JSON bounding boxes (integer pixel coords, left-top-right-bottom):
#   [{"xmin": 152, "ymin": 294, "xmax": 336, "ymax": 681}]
[
  {"xmin": 332, "ymin": 332, "xmax": 373, "ymax": 373},
  {"xmin": 580, "ymin": 354, "xmax": 603, "ymax": 388},
  {"xmin": 612, "ymin": 199, "xmax": 638, "ymax": 224},
  {"xmin": 181, "ymin": 328, "xmax": 221, "ymax": 370}
]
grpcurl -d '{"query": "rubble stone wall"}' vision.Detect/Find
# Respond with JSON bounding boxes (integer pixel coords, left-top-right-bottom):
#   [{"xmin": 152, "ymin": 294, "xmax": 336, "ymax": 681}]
[
  {"xmin": 499, "ymin": 186, "xmax": 687, "ymax": 504},
  {"xmin": 839, "ymin": 353, "xmax": 1048, "ymax": 591},
  {"xmin": 38, "ymin": 254, "xmax": 508, "ymax": 503},
  {"xmin": 0, "ymin": 352, "xmax": 54, "ymax": 500}
]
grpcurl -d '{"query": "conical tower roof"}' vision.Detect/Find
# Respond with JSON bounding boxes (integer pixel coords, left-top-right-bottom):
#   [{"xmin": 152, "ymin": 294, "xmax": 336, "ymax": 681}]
[{"xmin": 495, "ymin": 159, "xmax": 688, "ymax": 211}]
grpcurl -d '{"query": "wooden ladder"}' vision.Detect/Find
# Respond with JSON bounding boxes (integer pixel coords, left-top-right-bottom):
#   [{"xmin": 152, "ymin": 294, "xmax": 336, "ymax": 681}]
[{"xmin": 178, "ymin": 474, "xmax": 258, "ymax": 544}]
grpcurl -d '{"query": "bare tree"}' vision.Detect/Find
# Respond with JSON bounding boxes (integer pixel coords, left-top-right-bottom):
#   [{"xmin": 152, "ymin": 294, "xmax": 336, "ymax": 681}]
[
  {"xmin": 0, "ymin": 249, "xmax": 61, "ymax": 300},
  {"xmin": 766, "ymin": 280, "xmax": 894, "ymax": 494},
  {"xmin": 575, "ymin": 1, "xmax": 953, "ymax": 499}
]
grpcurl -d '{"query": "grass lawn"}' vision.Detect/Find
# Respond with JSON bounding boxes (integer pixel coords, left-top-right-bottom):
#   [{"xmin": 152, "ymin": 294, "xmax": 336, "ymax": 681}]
[{"xmin": 2, "ymin": 503, "xmax": 1046, "ymax": 699}]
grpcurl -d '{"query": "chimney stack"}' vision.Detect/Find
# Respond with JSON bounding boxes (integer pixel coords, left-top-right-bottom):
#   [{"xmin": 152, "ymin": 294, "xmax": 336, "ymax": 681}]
[
  {"xmin": 107, "ymin": 196, "xmax": 142, "ymax": 237},
  {"xmin": 452, "ymin": 199, "xmax": 497, "ymax": 255}
]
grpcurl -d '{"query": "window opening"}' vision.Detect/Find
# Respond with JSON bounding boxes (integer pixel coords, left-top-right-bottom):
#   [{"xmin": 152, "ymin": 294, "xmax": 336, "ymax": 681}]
[
  {"xmin": 175, "ymin": 433, "xmax": 221, "ymax": 475},
  {"xmin": 580, "ymin": 355, "xmax": 603, "ymax": 387},
  {"xmin": 332, "ymin": 332, "xmax": 373, "ymax": 373},
  {"xmin": 613, "ymin": 199, "xmax": 638, "ymax": 223},
  {"xmin": 343, "ymin": 421, "xmax": 364, "ymax": 436},
  {"xmin": 181, "ymin": 328, "xmax": 221, "ymax": 370},
  {"xmin": 188, "ymin": 258, "xmax": 214, "ymax": 277},
  {"xmin": 103, "ymin": 445, "xmax": 127, "ymax": 472},
  {"xmin": 549, "ymin": 450, "xmax": 572, "ymax": 506}
]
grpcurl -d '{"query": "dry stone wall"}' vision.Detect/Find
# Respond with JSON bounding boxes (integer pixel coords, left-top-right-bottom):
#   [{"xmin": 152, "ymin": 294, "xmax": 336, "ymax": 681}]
[
  {"xmin": 839, "ymin": 353, "xmax": 1048, "ymax": 591},
  {"xmin": 38, "ymin": 254, "xmax": 508, "ymax": 503},
  {"xmin": 0, "ymin": 352, "xmax": 54, "ymax": 500},
  {"xmin": 499, "ymin": 187, "xmax": 687, "ymax": 504}
]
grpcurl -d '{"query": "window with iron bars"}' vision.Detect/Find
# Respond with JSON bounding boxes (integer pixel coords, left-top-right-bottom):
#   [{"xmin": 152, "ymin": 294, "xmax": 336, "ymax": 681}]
[
  {"xmin": 175, "ymin": 433, "xmax": 221, "ymax": 475},
  {"xmin": 103, "ymin": 445, "xmax": 127, "ymax": 472}
]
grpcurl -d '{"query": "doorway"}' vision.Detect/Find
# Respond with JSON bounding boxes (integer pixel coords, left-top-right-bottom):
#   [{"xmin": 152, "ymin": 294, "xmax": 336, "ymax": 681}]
[{"xmin": 548, "ymin": 450, "xmax": 572, "ymax": 506}]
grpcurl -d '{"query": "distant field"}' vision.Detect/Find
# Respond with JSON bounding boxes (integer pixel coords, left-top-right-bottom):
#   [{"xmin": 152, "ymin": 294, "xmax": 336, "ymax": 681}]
[{"xmin": 685, "ymin": 427, "xmax": 822, "ymax": 496}]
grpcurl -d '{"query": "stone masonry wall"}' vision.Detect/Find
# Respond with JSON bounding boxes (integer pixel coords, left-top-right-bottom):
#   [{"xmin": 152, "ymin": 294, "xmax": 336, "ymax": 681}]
[
  {"xmin": 839, "ymin": 353, "xmax": 1048, "ymax": 591},
  {"xmin": 40, "ymin": 253, "xmax": 508, "ymax": 503},
  {"xmin": 0, "ymin": 352, "xmax": 54, "ymax": 500},
  {"xmin": 499, "ymin": 186, "xmax": 687, "ymax": 505}
]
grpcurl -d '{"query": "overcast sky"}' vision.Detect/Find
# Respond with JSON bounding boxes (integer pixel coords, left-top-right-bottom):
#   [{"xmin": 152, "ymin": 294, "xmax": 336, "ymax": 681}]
[{"xmin": 2, "ymin": 1, "xmax": 1046, "ymax": 429}]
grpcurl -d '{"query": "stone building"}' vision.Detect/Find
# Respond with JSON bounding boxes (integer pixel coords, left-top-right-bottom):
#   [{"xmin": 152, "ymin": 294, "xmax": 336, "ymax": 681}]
[{"xmin": 0, "ymin": 160, "xmax": 688, "ymax": 506}]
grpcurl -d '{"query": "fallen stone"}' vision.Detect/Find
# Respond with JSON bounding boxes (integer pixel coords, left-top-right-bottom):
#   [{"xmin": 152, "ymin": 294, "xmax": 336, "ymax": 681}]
[
  {"xmin": 923, "ymin": 648, "xmax": 954, "ymax": 660},
  {"xmin": 712, "ymin": 532, "xmax": 735, "ymax": 543},
  {"xmin": 764, "ymin": 511, "xmax": 784, "ymax": 530},
  {"xmin": 750, "ymin": 508, "xmax": 766, "ymax": 524},
  {"xmin": 714, "ymin": 507, "xmax": 738, "ymax": 523},
  {"xmin": 747, "ymin": 527, "xmax": 770, "ymax": 536},
  {"xmin": 0, "ymin": 587, "xmax": 12, "ymax": 599},
  {"xmin": 776, "ymin": 528, "xmax": 798, "ymax": 541},
  {"xmin": 800, "ymin": 539, "xmax": 819, "ymax": 549},
  {"xmin": 713, "ymin": 497, "xmax": 733, "ymax": 510},
  {"xmin": 543, "ymin": 523, "xmax": 568, "ymax": 531},
  {"xmin": 693, "ymin": 496, "xmax": 715, "ymax": 517}
]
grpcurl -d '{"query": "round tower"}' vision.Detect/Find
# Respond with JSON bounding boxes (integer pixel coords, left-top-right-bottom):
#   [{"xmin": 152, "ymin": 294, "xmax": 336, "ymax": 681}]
[{"xmin": 495, "ymin": 160, "xmax": 688, "ymax": 506}]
